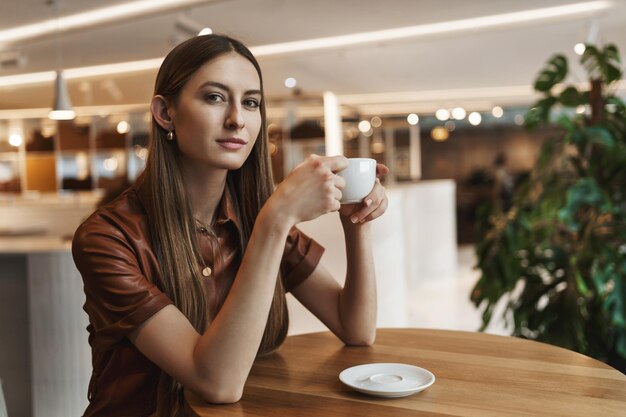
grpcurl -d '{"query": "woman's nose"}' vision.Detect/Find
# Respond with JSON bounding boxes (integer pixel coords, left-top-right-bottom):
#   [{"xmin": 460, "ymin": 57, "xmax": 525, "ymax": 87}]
[{"xmin": 224, "ymin": 103, "xmax": 245, "ymax": 130}]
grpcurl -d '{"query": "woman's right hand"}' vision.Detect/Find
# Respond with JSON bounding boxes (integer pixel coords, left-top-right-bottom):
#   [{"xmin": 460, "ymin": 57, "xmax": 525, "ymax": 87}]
[{"xmin": 267, "ymin": 154, "xmax": 348, "ymax": 226}]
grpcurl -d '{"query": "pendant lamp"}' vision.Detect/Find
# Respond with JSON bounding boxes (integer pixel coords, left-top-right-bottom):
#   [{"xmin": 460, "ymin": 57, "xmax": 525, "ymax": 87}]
[
  {"xmin": 49, "ymin": 70, "xmax": 75, "ymax": 120},
  {"xmin": 48, "ymin": 0, "xmax": 75, "ymax": 121}
]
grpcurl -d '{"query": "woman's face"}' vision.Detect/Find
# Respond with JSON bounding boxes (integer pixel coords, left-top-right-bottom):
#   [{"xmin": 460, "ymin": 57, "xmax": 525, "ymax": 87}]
[{"xmin": 170, "ymin": 52, "xmax": 262, "ymax": 171}]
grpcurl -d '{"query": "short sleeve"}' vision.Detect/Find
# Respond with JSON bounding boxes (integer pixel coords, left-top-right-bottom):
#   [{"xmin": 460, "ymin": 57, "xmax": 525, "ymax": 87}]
[
  {"xmin": 72, "ymin": 215, "xmax": 172, "ymax": 350},
  {"xmin": 280, "ymin": 226, "xmax": 325, "ymax": 292}
]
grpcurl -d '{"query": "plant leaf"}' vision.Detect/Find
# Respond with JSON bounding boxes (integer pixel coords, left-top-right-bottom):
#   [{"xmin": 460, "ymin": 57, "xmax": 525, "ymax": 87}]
[
  {"xmin": 606, "ymin": 64, "xmax": 622, "ymax": 84},
  {"xmin": 581, "ymin": 44, "xmax": 623, "ymax": 84},
  {"xmin": 557, "ymin": 178, "xmax": 612, "ymax": 231},
  {"xmin": 474, "ymin": 43, "xmax": 626, "ymax": 367},
  {"xmin": 585, "ymin": 127, "xmax": 616, "ymax": 147},
  {"xmin": 558, "ymin": 86, "xmax": 586, "ymax": 107},
  {"xmin": 525, "ymin": 96, "xmax": 557, "ymax": 129},
  {"xmin": 604, "ymin": 44, "xmax": 621, "ymax": 64},
  {"xmin": 557, "ymin": 114, "xmax": 575, "ymax": 131},
  {"xmin": 534, "ymin": 55, "xmax": 568, "ymax": 92}
]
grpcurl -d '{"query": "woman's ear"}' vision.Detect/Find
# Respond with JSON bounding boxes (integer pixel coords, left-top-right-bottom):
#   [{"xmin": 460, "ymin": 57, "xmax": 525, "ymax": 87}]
[{"xmin": 151, "ymin": 95, "xmax": 175, "ymax": 131}]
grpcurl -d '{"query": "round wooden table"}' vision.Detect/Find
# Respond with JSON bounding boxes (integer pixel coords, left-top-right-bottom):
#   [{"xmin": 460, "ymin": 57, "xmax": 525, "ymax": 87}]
[{"xmin": 185, "ymin": 328, "xmax": 626, "ymax": 417}]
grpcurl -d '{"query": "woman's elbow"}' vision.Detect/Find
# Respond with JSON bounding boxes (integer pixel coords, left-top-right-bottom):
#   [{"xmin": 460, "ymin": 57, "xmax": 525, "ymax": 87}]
[
  {"xmin": 198, "ymin": 385, "xmax": 243, "ymax": 404},
  {"xmin": 342, "ymin": 330, "xmax": 376, "ymax": 346}
]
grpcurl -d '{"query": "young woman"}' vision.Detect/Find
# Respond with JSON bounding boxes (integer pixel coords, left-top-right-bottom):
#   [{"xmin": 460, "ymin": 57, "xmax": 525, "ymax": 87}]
[{"xmin": 72, "ymin": 34, "xmax": 388, "ymax": 417}]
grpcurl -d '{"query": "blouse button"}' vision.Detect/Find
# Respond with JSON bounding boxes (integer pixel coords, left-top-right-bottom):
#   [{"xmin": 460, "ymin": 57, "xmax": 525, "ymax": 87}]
[{"xmin": 202, "ymin": 267, "xmax": 212, "ymax": 277}]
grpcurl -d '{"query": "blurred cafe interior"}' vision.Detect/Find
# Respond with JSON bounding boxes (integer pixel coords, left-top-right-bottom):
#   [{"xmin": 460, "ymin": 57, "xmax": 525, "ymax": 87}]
[{"xmin": 1, "ymin": 0, "xmax": 625, "ymax": 416}]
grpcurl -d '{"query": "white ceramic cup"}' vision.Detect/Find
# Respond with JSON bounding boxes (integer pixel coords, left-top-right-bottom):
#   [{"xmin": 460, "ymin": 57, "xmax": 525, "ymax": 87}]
[{"xmin": 337, "ymin": 158, "xmax": 377, "ymax": 204}]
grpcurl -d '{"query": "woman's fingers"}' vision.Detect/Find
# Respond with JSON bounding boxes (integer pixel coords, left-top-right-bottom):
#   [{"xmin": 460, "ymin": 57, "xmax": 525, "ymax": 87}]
[
  {"xmin": 349, "ymin": 179, "xmax": 387, "ymax": 223},
  {"xmin": 318, "ymin": 154, "xmax": 348, "ymax": 173},
  {"xmin": 278, "ymin": 154, "xmax": 349, "ymax": 222},
  {"xmin": 333, "ymin": 174, "xmax": 346, "ymax": 189},
  {"xmin": 376, "ymin": 163, "xmax": 390, "ymax": 177},
  {"xmin": 333, "ymin": 186, "xmax": 343, "ymax": 202},
  {"xmin": 359, "ymin": 196, "xmax": 389, "ymax": 223},
  {"xmin": 294, "ymin": 155, "xmax": 389, "ymax": 222}
]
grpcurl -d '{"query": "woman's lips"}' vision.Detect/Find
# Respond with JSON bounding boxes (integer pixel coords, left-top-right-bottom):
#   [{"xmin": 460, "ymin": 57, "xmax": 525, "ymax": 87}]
[{"xmin": 216, "ymin": 138, "xmax": 247, "ymax": 150}]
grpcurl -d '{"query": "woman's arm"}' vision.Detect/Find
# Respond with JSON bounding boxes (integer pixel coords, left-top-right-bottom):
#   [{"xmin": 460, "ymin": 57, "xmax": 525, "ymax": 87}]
[
  {"xmin": 291, "ymin": 166, "xmax": 389, "ymax": 346},
  {"xmin": 128, "ymin": 155, "xmax": 348, "ymax": 403},
  {"xmin": 130, "ymin": 205, "xmax": 291, "ymax": 403}
]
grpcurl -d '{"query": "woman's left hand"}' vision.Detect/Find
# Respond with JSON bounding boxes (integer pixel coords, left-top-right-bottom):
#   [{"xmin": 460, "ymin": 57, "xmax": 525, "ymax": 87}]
[{"xmin": 339, "ymin": 163, "xmax": 390, "ymax": 224}]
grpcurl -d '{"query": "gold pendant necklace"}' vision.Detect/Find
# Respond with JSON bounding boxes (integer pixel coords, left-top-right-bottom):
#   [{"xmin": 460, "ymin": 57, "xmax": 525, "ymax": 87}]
[{"xmin": 195, "ymin": 218, "xmax": 214, "ymax": 279}]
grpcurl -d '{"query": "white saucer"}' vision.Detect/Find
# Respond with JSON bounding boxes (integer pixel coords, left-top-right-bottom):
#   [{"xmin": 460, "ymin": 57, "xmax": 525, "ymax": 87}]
[{"xmin": 339, "ymin": 363, "xmax": 435, "ymax": 398}]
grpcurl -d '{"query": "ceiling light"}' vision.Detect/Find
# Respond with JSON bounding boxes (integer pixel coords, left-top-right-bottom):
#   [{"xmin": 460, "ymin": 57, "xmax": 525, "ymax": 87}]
[
  {"xmin": 9, "ymin": 133, "xmax": 23, "ymax": 147},
  {"xmin": 574, "ymin": 22, "xmax": 599, "ymax": 56},
  {"xmin": 431, "ymin": 127, "xmax": 449, "ymax": 142},
  {"xmin": 0, "ymin": 71, "xmax": 56, "ymax": 87},
  {"xmin": 339, "ymin": 85, "xmax": 534, "ymax": 105},
  {"xmin": 0, "ymin": 0, "xmax": 210, "ymax": 45},
  {"xmin": 444, "ymin": 121, "xmax": 456, "ymax": 131},
  {"xmin": 134, "ymin": 146, "xmax": 149, "ymax": 160},
  {"xmin": 0, "ymin": 57, "xmax": 164, "ymax": 88},
  {"xmin": 468, "ymin": 112, "xmax": 482, "ymax": 125},
  {"xmin": 284, "ymin": 77, "xmax": 297, "ymax": 88},
  {"xmin": 0, "ymin": 0, "xmax": 611, "ymax": 50},
  {"xmin": 514, "ymin": 114, "xmax": 525, "ymax": 125},
  {"xmin": 116, "ymin": 121, "xmax": 130, "ymax": 134},
  {"xmin": 103, "ymin": 157, "xmax": 119, "ymax": 172},
  {"xmin": 574, "ymin": 43, "xmax": 586, "ymax": 55},
  {"xmin": 370, "ymin": 116, "xmax": 383, "ymax": 127},
  {"xmin": 358, "ymin": 120, "xmax": 372, "ymax": 133},
  {"xmin": 407, "ymin": 113, "xmax": 419, "ymax": 125},
  {"xmin": 492, "ymin": 106, "xmax": 504, "ymax": 118},
  {"xmin": 452, "ymin": 107, "xmax": 466, "ymax": 120},
  {"xmin": 435, "ymin": 109, "xmax": 450, "ymax": 121},
  {"xmin": 250, "ymin": 1, "xmax": 613, "ymax": 56},
  {"xmin": 64, "ymin": 58, "xmax": 164, "ymax": 79},
  {"xmin": 0, "ymin": 103, "xmax": 148, "ymax": 120},
  {"xmin": 1, "ymin": 2, "xmax": 614, "ymax": 89},
  {"xmin": 49, "ymin": 110, "xmax": 76, "ymax": 120},
  {"xmin": 49, "ymin": 71, "xmax": 75, "ymax": 120}
]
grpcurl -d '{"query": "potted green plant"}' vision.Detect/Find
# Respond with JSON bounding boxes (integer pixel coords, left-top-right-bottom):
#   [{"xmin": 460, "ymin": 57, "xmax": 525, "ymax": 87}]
[{"xmin": 471, "ymin": 43, "xmax": 626, "ymax": 371}]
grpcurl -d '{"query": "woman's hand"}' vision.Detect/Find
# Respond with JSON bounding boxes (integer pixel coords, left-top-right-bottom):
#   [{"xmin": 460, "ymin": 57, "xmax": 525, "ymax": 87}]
[
  {"xmin": 268, "ymin": 154, "xmax": 348, "ymax": 226},
  {"xmin": 339, "ymin": 163, "xmax": 389, "ymax": 224}
]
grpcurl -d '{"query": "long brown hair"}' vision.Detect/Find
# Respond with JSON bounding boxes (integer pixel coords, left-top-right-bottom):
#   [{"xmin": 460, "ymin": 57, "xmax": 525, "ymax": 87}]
[{"xmin": 140, "ymin": 34, "xmax": 288, "ymax": 416}]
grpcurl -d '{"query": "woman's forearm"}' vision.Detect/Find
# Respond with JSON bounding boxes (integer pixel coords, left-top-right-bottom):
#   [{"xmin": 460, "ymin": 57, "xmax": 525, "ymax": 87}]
[
  {"xmin": 338, "ymin": 219, "xmax": 377, "ymax": 345},
  {"xmin": 192, "ymin": 203, "xmax": 291, "ymax": 399}
]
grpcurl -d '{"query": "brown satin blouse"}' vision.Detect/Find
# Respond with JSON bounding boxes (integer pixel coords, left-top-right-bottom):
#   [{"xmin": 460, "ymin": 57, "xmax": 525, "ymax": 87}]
[{"xmin": 72, "ymin": 184, "xmax": 324, "ymax": 417}]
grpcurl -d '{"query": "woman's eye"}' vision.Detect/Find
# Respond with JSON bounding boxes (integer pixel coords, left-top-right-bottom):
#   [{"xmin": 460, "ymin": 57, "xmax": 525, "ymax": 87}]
[
  {"xmin": 205, "ymin": 93, "xmax": 224, "ymax": 103},
  {"xmin": 244, "ymin": 98, "xmax": 259, "ymax": 108}
]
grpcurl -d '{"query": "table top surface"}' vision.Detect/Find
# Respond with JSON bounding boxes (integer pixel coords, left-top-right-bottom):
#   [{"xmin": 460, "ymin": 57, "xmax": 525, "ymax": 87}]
[{"xmin": 185, "ymin": 328, "xmax": 626, "ymax": 417}]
